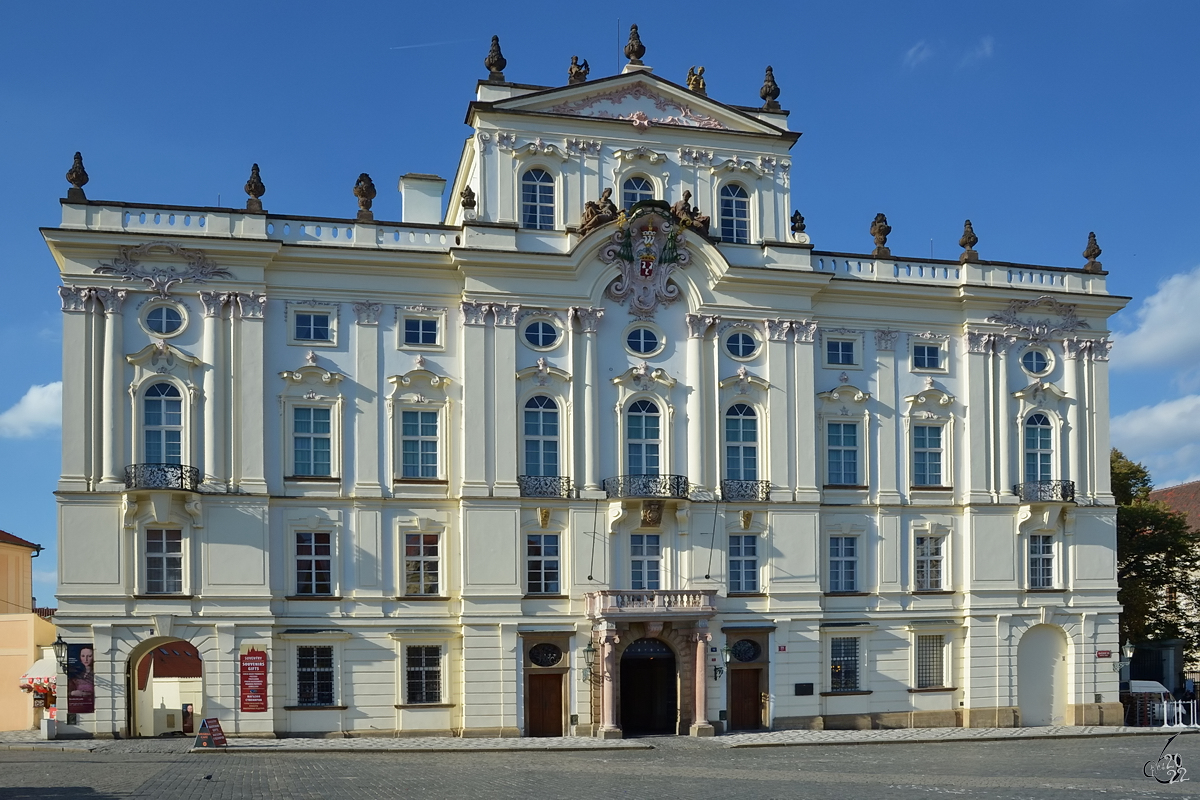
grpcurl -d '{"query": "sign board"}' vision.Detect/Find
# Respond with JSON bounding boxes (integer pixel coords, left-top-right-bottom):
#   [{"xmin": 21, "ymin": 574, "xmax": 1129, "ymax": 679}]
[
  {"xmin": 240, "ymin": 648, "xmax": 268, "ymax": 712},
  {"xmin": 194, "ymin": 717, "xmax": 227, "ymax": 749},
  {"xmin": 1097, "ymin": 650, "xmax": 1113, "ymax": 659}
]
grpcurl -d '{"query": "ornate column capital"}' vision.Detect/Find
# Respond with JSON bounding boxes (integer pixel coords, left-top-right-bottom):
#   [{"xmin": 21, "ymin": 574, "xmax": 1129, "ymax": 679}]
[
  {"xmin": 235, "ymin": 293, "xmax": 266, "ymax": 319},
  {"xmin": 352, "ymin": 300, "xmax": 382, "ymax": 325},
  {"xmin": 460, "ymin": 301, "xmax": 491, "ymax": 326},
  {"xmin": 792, "ymin": 319, "xmax": 816, "ymax": 343},
  {"xmin": 59, "ymin": 286, "xmax": 91, "ymax": 312},
  {"xmin": 199, "ymin": 291, "xmax": 226, "ymax": 317},
  {"xmin": 874, "ymin": 329, "xmax": 899, "ymax": 351},
  {"xmin": 568, "ymin": 306, "xmax": 605, "ymax": 333},
  {"xmin": 97, "ymin": 288, "xmax": 127, "ymax": 315},
  {"xmin": 492, "ymin": 302, "xmax": 521, "ymax": 327},
  {"xmin": 685, "ymin": 313, "xmax": 718, "ymax": 339}
]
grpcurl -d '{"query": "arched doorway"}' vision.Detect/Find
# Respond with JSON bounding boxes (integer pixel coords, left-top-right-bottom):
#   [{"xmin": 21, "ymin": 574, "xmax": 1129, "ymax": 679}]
[
  {"xmin": 126, "ymin": 638, "xmax": 204, "ymax": 737},
  {"xmin": 1017, "ymin": 624, "xmax": 1068, "ymax": 726},
  {"xmin": 620, "ymin": 638, "xmax": 677, "ymax": 735}
]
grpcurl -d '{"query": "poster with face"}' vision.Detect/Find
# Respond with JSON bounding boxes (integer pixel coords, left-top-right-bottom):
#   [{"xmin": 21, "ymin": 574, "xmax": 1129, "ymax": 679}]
[{"xmin": 66, "ymin": 643, "xmax": 95, "ymax": 714}]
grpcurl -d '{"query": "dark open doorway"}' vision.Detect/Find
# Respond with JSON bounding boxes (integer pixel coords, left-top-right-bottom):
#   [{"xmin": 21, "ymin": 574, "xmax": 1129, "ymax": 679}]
[{"xmin": 620, "ymin": 638, "xmax": 677, "ymax": 735}]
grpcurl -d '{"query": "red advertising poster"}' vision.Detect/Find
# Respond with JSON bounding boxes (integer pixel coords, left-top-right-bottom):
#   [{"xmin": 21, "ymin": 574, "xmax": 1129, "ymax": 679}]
[{"xmin": 240, "ymin": 648, "xmax": 268, "ymax": 712}]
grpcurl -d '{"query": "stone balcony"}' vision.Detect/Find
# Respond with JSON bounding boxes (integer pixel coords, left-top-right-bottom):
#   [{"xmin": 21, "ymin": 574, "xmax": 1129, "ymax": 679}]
[{"xmin": 585, "ymin": 590, "xmax": 716, "ymax": 621}]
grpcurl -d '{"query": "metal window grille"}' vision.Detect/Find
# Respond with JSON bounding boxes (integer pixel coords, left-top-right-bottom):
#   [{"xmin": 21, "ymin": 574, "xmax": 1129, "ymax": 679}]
[
  {"xmin": 1029, "ymin": 534, "xmax": 1054, "ymax": 589},
  {"xmin": 146, "ymin": 529, "xmax": 183, "ymax": 594},
  {"xmin": 527, "ymin": 533, "xmax": 560, "ymax": 594},
  {"xmin": 293, "ymin": 407, "xmax": 332, "ymax": 476},
  {"xmin": 404, "ymin": 533, "xmax": 440, "ymax": 595},
  {"xmin": 916, "ymin": 634, "xmax": 945, "ymax": 688},
  {"xmin": 827, "ymin": 423, "xmax": 859, "ymax": 485},
  {"xmin": 401, "ymin": 410, "xmax": 439, "ymax": 479},
  {"xmin": 829, "ymin": 536, "xmax": 857, "ymax": 592},
  {"xmin": 914, "ymin": 535, "xmax": 944, "ymax": 590},
  {"xmin": 296, "ymin": 531, "xmax": 332, "ymax": 595},
  {"xmin": 729, "ymin": 534, "xmax": 758, "ymax": 593},
  {"xmin": 631, "ymin": 534, "xmax": 661, "ymax": 590},
  {"xmin": 297, "ymin": 645, "xmax": 334, "ymax": 706},
  {"xmin": 912, "ymin": 425, "xmax": 943, "ymax": 486},
  {"xmin": 830, "ymin": 637, "xmax": 859, "ymax": 691},
  {"xmin": 406, "ymin": 645, "xmax": 442, "ymax": 704}
]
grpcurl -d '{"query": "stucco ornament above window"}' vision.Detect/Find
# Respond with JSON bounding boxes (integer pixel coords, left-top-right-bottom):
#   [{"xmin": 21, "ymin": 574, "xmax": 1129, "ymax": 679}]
[
  {"xmin": 986, "ymin": 295, "xmax": 1089, "ymax": 343},
  {"xmin": 95, "ymin": 241, "xmax": 232, "ymax": 298},
  {"xmin": 602, "ymin": 205, "xmax": 690, "ymax": 319},
  {"xmin": 545, "ymin": 84, "xmax": 727, "ymax": 131}
]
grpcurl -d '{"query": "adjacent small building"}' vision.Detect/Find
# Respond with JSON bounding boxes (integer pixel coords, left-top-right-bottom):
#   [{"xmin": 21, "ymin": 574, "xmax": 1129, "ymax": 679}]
[{"xmin": 0, "ymin": 530, "xmax": 55, "ymax": 731}]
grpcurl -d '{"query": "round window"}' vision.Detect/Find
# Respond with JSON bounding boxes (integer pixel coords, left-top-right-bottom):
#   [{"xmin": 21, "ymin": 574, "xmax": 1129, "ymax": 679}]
[
  {"xmin": 726, "ymin": 331, "xmax": 758, "ymax": 358},
  {"xmin": 524, "ymin": 320, "xmax": 559, "ymax": 348},
  {"xmin": 146, "ymin": 306, "xmax": 183, "ymax": 335},
  {"xmin": 627, "ymin": 327, "xmax": 659, "ymax": 354},
  {"xmin": 1022, "ymin": 349, "xmax": 1049, "ymax": 375},
  {"xmin": 529, "ymin": 643, "xmax": 563, "ymax": 667},
  {"xmin": 730, "ymin": 639, "xmax": 761, "ymax": 663}
]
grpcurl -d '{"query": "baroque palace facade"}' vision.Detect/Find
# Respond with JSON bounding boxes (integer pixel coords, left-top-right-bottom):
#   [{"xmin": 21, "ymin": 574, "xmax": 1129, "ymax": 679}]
[{"xmin": 46, "ymin": 30, "xmax": 1129, "ymax": 739}]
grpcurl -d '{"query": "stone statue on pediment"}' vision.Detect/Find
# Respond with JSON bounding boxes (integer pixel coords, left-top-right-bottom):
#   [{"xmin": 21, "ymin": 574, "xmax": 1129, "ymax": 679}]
[
  {"xmin": 670, "ymin": 190, "xmax": 711, "ymax": 237},
  {"xmin": 686, "ymin": 66, "xmax": 706, "ymax": 95},
  {"xmin": 568, "ymin": 55, "xmax": 590, "ymax": 84},
  {"xmin": 580, "ymin": 188, "xmax": 620, "ymax": 235}
]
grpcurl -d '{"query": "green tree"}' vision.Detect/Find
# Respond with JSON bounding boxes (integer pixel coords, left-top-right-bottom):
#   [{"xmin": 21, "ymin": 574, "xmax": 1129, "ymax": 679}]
[{"xmin": 1112, "ymin": 449, "xmax": 1200, "ymax": 652}]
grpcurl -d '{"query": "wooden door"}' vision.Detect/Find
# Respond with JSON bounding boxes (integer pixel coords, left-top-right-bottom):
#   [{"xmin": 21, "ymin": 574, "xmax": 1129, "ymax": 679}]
[
  {"xmin": 729, "ymin": 668, "xmax": 762, "ymax": 731},
  {"xmin": 527, "ymin": 673, "xmax": 563, "ymax": 737}
]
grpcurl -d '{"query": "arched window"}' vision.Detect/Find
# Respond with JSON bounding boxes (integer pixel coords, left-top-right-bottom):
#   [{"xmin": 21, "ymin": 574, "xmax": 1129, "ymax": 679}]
[
  {"xmin": 719, "ymin": 184, "xmax": 750, "ymax": 244},
  {"xmin": 144, "ymin": 383, "xmax": 183, "ymax": 464},
  {"xmin": 523, "ymin": 396, "xmax": 560, "ymax": 477},
  {"xmin": 521, "ymin": 168, "xmax": 555, "ymax": 230},
  {"xmin": 1024, "ymin": 413, "xmax": 1053, "ymax": 482},
  {"xmin": 627, "ymin": 400, "xmax": 661, "ymax": 476},
  {"xmin": 725, "ymin": 404, "xmax": 758, "ymax": 480},
  {"xmin": 622, "ymin": 176, "xmax": 654, "ymax": 208}
]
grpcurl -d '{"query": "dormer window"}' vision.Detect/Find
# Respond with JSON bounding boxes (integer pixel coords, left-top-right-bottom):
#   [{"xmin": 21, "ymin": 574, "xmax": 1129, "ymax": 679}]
[
  {"xmin": 719, "ymin": 184, "xmax": 750, "ymax": 244},
  {"xmin": 521, "ymin": 169, "xmax": 555, "ymax": 230},
  {"xmin": 622, "ymin": 177, "xmax": 654, "ymax": 208}
]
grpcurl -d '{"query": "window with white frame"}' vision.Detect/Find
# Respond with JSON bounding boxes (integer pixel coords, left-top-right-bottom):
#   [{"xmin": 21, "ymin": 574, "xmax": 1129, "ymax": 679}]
[
  {"xmin": 915, "ymin": 634, "xmax": 945, "ymax": 688},
  {"xmin": 522, "ymin": 319, "xmax": 559, "ymax": 349},
  {"xmin": 405, "ymin": 645, "xmax": 442, "ymax": 704},
  {"xmin": 293, "ymin": 407, "xmax": 332, "ymax": 477},
  {"xmin": 725, "ymin": 404, "xmax": 759, "ymax": 481},
  {"xmin": 829, "ymin": 536, "xmax": 858, "ymax": 592},
  {"xmin": 627, "ymin": 400, "xmax": 661, "ymax": 476},
  {"xmin": 729, "ymin": 534, "xmax": 759, "ymax": 593},
  {"xmin": 912, "ymin": 343, "xmax": 942, "ymax": 370},
  {"xmin": 521, "ymin": 168, "xmax": 555, "ymax": 230},
  {"xmin": 622, "ymin": 176, "xmax": 654, "ymax": 208},
  {"xmin": 400, "ymin": 409, "xmax": 439, "ymax": 479},
  {"xmin": 295, "ymin": 312, "xmax": 330, "ymax": 342},
  {"xmin": 829, "ymin": 637, "xmax": 860, "ymax": 691},
  {"xmin": 1029, "ymin": 534, "xmax": 1054, "ymax": 589},
  {"xmin": 296, "ymin": 645, "xmax": 335, "ymax": 706},
  {"xmin": 827, "ymin": 422, "xmax": 859, "ymax": 486},
  {"xmin": 287, "ymin": 303, "xmax": 338, "ymax": 347},
  {"xmin": 295, "ymin": 531, "xmax": 332, "ymax": 595},
  {"xmin": 826, "ymin": 338, "xmax": 856, "ymax": 366},
  {"xmin": 404, "ymin": 532, "xmax": 440, "ymax": 595},
  {"xmin": 527, "ymin": 533, "xmax": 560, "ymax": 594},
  {"xmin": 914, "ymin": 534, "xmax": 945, "ymax": 590},
  {"xmin": 912, "ymin": 424, "xmax": 943, "ymax": 486},
  {"xmin": 630, "ymin": 533, "xmax": 661, "ymax": 590},
  {"xmin": 719, "ymin": 184, "xmax": 750, "ymax": 243},
  {"xmin": 144, "ymin": 303, "xmax": 185, "ymax": 336},
  {"xmin": 523, "ymin": 396, "xmax": 560, "ymax": 477},
  {"xmin": 145, "ymin": 528, "xmax": 183, "ymax": 594},
  {"xmin": 403, "ymin": 317, "xmax": 438, "ymax": 347},
  {"xmin": 144, "ymin": 383, "xmax": 183, "ymax": 464},
  {"xmin": 1024, "ymin": 413, "xmax": 1053, "ymax": 482}
]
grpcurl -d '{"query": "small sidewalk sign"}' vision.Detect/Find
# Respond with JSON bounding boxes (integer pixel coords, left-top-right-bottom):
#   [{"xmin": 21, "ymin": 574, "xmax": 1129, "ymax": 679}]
[{"xmin": 194, "ymin": 717, "xmax": 228, "ymax": 749}]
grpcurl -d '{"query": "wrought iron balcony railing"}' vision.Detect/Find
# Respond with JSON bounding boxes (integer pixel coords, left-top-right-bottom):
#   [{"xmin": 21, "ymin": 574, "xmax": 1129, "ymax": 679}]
[
  {"xmin": 603, "ymin": 474, "xmax": 690, "ymax": 500},
  {"xmin": 125, "ymin": 463, "xmax": 201, "ymax": 492},
  {"xmin": 517, "ymin": 475, "xmax": 574, "ymax": 499},
  {"xmin": 1013, "ymin": 480, "xmax": 1075, "ymax": 503},
  {"xmin": 720, "ymin": 479, "xmax": 772, "ymax": 502}
]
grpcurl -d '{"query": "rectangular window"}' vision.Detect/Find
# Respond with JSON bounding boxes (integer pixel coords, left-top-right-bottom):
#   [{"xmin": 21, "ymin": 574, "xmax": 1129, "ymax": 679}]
[
  {"xmin": 406, "ymin": 645, "xmax": 442, "ymax": 704},
  {"xmin": 297, "ymin": 645, "xmax": 334, "ymax": 706},
  {"xmin": 146, "ymin": 529, "xmax": 183, "ymax": 594},
  {"xmin": 293, "ymin": 407, "xmax": 332, "ymax": 477},
  {"xmin": 527, "ymin": 533, "xmax": 560, "ymax": 594},
  {"xmin": 404, "ymin": 533, "xmax": 440, "ymax": 595},
  {"xmin": 403, "ymin": 318, "xmax": 438, "ymax": 346},
  {"xmin": 296, "ymin": 531, "xmax": 332, "ymax": 595},
  {"xmin": 912, "ymin": 425, "xmax": 943, "ymax": 486},
  {"xmin": 914, "ymin": 535, "xmax": 944, "ymax": 590},
  {"xmin": 1029, "ymin": 535, "xmax": 1054, "ymax": 588},
  {"xmin": 830, "ymin": 637, "xmax": 860, "ymax": 692},
  {"xmin": 827, "ymin": 422, "xmax": 859, "ymax": 486},
  {"xmin": 295, "ymin": 312, "xmax": 330, "ymax": 341},
  {"xmin": 827, "ymin": 339, "xmax": 855, "ymax": 365},
  {"xmin": 729, "ymin": 534, "xmax": 759, "ymax": 594},
  {"xmin": 913, "ymin": 344, "xmax": 941, "ymax": 369},
  {"xmin": 401, "ymin": 410, "xmax": 439, "ymax": 479},
  {"xmin": 916, "ymin": 634, "xmax": 945, "ymax": 688},
  {"xmin": 829, "ymin": 536, "xmax": 857, "ymax": 592},
  {"xmin": 630, "ymin": 534, "xmax": 661, "ymax": 591}
]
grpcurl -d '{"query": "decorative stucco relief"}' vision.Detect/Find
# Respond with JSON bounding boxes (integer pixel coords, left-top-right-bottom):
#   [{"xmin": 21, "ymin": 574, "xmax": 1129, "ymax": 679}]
[{"xmin": 95, "ymin": 241, "xmax": 232, "ymax": 298}]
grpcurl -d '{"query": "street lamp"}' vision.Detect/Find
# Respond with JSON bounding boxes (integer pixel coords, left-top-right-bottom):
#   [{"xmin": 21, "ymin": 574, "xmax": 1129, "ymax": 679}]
[
  {"xmin": 714, "ymin": 644, "xmax": 732, "ymax": 681},
  {"xmin": 1115, "ymin": 641, "xmax": 1135, "ymax": 674},
  {"xmin": 52, "ymin": 635, "xmax": 69, "ymax": 672},
  {"xmin": 582, "ymin": 641, "xmax": 597, "ymax": 681}
]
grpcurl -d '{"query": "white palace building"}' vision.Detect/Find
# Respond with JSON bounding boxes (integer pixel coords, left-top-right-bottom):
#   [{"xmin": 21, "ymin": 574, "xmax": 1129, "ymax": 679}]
[{"xmin": 45, "ymin": 30, "xmax": 1129, "ymax": 739}]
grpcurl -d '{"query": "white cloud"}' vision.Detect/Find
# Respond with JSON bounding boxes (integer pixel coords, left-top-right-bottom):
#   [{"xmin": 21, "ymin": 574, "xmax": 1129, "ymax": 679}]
[
  {"xmin": 1111, "ymin": 394, "xmax": 1200, "ymax": 486},
  {"xmin": 0, "ymin": 382, "xmax": 62, "ymax": 439},
  {"xmin": 1112, "ymin": 265, "xmax": 1200, "ymax": 374},
  {"xmin": 903, "ymin": 41, "xmax": 932, "ymax": 69},
  {"xmin": 959, "ymin": 36, "xmax": 994, "ymax": 67}
]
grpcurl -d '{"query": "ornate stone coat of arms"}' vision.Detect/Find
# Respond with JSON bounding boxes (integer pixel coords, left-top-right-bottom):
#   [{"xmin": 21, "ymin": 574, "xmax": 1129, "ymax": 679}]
[{"xmin": 601, "ymin": 204, "xmax": 690, "ymax": 318}]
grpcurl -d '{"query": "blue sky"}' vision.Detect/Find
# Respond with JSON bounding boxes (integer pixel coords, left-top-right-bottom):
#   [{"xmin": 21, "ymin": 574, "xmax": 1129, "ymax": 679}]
[{"xmin": 1, "ymin": 2, "xmax": 1197, "ymax": 604}]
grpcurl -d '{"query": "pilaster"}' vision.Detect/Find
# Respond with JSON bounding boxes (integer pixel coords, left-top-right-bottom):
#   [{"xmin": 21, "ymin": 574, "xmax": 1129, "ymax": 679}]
[
  {"xmin": 792, "ymin": 320, "xmax": 819, "ymax": 501},
  {"xmin": 461, "ymin": 301, "xmax": 491, "ymax": 496},
  {"xmin": 233, "ymin": 293, "xmax": 267, "ymax": 493},
  {"xmin": 58, "ymin": 287, "xmax": 92, "ymax": 491},
  {"xmin": 352, "ymin": 301, "xmax": 383, "ymax": 497},
  {"xmin": 492, "ymin": 302, "xmax": 521, "ymax": 497},
  {"xmin": 98, "ymin": 288, "xmax": 127, "ymax": 491},
  {"xmin": 199, "ymin": 291, "xmax": 227, "ymax": 490}
]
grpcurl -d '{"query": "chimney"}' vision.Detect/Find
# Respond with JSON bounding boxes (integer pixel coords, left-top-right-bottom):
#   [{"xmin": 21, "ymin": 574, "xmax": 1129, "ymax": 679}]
[{"xmin": 398, "ymin": 174, "xmax": 447, "ymax": 224}]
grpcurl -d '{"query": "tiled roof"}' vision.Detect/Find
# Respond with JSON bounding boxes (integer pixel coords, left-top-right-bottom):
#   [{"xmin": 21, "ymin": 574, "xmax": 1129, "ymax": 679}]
[
  {"xmin": 0, "ymin": 530, "xmax": 41, "ymax": 550},
  {"xmin": 1148, "ymin": 480, "xmax": 1200, "ymax": 531}
]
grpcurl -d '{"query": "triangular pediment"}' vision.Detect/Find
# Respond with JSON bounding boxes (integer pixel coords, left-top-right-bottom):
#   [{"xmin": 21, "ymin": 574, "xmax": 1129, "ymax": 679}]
[{"xmin": 484, "ymin": 73, "xmax": 789, "ymax": 137}]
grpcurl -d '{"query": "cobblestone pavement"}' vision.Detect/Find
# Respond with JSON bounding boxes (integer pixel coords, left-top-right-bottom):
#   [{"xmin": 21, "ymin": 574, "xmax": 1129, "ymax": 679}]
[
  {"xmin": 1, "ymin": 734, "xmax": 1198, "ymax": 799},
  {"xmin": 722, "ymin": 724, "xmax": 1199, "ymax": 747}
]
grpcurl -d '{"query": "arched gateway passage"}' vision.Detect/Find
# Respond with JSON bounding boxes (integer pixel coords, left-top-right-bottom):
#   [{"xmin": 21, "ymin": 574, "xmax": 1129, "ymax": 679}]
[
  {"xmin": 125, "ymin": 638, "xmax": 203, "ymax": 737},
  {"xmin": 620, "ymin": 637, "xmax": 677, "ymax": 734},
  {"xmin": 1017, "ymin": 624, "xmax": 1068, "ymax": 726}
]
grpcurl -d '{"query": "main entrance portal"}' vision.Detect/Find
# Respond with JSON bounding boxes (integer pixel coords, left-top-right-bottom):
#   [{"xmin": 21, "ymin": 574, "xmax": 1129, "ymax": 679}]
[{"xmin": 620, "ymin": 638, "xmax": 677, "ymax": 735}]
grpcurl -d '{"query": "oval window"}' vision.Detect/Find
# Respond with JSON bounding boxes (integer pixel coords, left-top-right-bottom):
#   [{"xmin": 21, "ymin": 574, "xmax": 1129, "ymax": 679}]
[
  {"xmin": 627, "ymin": 327, "xmax": 659, "ymax": 354},
  {"xmin": 731, "ymin": 639, "xmax": 762, "ymax": 662},
  {"xmin": 529, "ymin": 643, "xmax": 563, "ymax": 667},
  {"xmin": 1022, "ymin": 349, "xmax": 1049, "ymax": 374},
  {"xmin": 727, "ymin": 331, "xmax": 758, "ymax": 358},
  {"xmin": 147, "ymin": 306, "xmax": 183, "ymax": 335},
  {"xmin": 524, "ymin": 320, "xmax": 558, "ymax": 348}
]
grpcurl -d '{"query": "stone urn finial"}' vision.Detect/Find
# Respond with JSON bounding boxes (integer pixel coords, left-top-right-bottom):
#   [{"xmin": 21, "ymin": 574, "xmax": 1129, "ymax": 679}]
[
  {"xmin": 568, "ymin": 55, "xmax": 590, "ymax": 84},
  {"xmin": 760, "ymin": 66, "xmax": 781, "ymax": 110},
  {"xmin": 460, "ymin": 185, "xmax": 477, "ymax": 211},
  {"xmin": 790, "ymin": 210, "xmax": 806, "ymax": 234},
  {"xmin": 244, "ymin": 163, "xmax": 266, "ymax": 212},
  {"xmin": 65, "ymin": 152, "xmax": 88, "ymax": 202},
  {"xmin": 959, "ymin": 219, "xmax": 978, "ymax": 263},
  {"xmin": 354, "ymin": 173, "xmax": 377, "ymax": 221},
  {"xmin": 870, "ymin": 213, "xmax": 892, "ymax": 258},
  {"xmin": 484, "ymin": 35, "xmax": 507, "ymax": 81},
  {"xmin": 625, "ymin": 24, "xmax": 646, "ymax": 66},
  {"xmin": 1082, "ymin": 231, "xmax": 1104, "ymax": 273}
]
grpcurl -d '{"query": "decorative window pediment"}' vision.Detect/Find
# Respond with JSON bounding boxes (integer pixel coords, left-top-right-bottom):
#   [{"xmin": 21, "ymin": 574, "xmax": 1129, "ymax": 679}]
[
  {"xmin": 387, "ymin": 368, "xmax": 452, "ymax": 403},
  {"xmin": 719, "ymin": 366, "xmax": 769, "ymax": 400},
  {"xmin": 512, "ymin": 138, "xmax": 569, "ymax": 162},
  {"xmin": 612, "ymin": 361, "xmax": 676, "ymax": 391},
  {"xmin": 1012, "ymin": 379, "xmax": 1068, "ymax": 417},
  {"xmin": 517, "ymin": 357, "xmax": 572, "ymax": 389},
  {"xmin": 127, "ymin": 341, "xmax": 203, "ymax": 395},
  {"xmin": 613, "ymin": 146, "xmax": 666, "ymax": 165},
  {"xmin": 710, "ymin": 156, "xmax": 765, "ymax": 178},
  {"xmin": 904, "ymin": 382, "xmax": 956, "ymax": 418},
  {"xmin": 280, "ymin": 359, "xmax": 345, "ymax": 398},
  {"xmin": 817, "ymin": 384, "xmax": 870, "ymax": 408}
]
